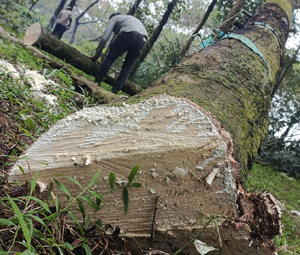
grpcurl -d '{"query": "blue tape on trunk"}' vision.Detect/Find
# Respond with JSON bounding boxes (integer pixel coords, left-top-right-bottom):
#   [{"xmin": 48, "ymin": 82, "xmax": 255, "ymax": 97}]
[{"xmin": 221, "ymin": 33, "xmax": 271, "ymax": 77}]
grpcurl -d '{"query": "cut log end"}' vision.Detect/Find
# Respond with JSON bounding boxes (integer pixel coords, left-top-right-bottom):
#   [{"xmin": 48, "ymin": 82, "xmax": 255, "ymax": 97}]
[
  {"xmin": 24, "ymin": 22, "xmax": 42, "ymax": 46},
  {"xmin": 10, "ymin": 95, "xmax": 279, "ymax": 254}
]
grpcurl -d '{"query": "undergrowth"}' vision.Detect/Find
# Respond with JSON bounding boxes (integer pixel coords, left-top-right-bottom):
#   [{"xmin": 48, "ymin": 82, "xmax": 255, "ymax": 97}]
[
  {"xmin": 0, "ymin": 38, "xmax": 96, "ymax": 171},
  {"xmin": 0, "ymin": 165, "xmax": 141, "ymax": 254}
]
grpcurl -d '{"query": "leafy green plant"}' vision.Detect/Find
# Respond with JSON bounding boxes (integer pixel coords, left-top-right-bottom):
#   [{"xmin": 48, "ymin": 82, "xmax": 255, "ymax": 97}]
[
  {"xmin": 0, "ymin": 165, "xmax": 141, "ymax": 254},
  {"xmin": 0, "ymin": 1, "xmax": 39, "ymax": 35},
  {"xmin": 0, "ymin": 39, "xmax": 92, "ymax": 170}
]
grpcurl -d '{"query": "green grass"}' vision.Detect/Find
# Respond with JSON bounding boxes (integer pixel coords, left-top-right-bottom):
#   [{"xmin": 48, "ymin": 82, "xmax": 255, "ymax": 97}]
[
  {"xmin": 246, "ymin": 163, "xmax": 300, "ymax": 254},
  {"xmin": 0, "ymin": 166, "xmax": 141, "ymax": 254},
  {"xmin": 0, "ymin": 38, "xmax": 86, "ymax": 170}
]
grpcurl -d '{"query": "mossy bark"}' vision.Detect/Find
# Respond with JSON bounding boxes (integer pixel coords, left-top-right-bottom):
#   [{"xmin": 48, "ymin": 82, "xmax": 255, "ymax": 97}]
[{"xmin": 128, "ymin": 1, "xmax": 291, "ymax": 179}]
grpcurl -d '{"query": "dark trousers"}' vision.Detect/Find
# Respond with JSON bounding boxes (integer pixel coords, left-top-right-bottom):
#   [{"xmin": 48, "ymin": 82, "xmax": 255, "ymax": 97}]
[
  {"xmin": 96, "ymin": 31, "xmax": 146, "ymax": 93},
  {"xmin": 51, "ymin": 23, "xmax": 66, "ymax": 39}
]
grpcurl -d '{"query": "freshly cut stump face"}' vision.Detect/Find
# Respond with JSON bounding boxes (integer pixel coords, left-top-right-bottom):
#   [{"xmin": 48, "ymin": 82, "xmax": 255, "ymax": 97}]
[
  {"xmin": 10, "ymin": 95, "xmax": 239, "ymax": 252},
  {"xmin": 24, "ymin": 23, "xmax": 42, "ymax": 46}
]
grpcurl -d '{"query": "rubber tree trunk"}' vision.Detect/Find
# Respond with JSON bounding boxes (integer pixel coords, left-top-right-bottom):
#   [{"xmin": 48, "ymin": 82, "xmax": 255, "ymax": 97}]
[
  {"xmin": 180, "ymin": 0, "xmax": 218, "ymax": 57},
  {"xmin": 130, "ymin": 0, "xmax": 179, "ymax": 77},
  {"xmin": 134, "ymin": 0, "xmax": 293, "ymax": 178},
  {"xmin": 23, "ymin": 23, "xmax": 142, "ymax": 95},
  {"xmin": 47, "ymin": 0, "xmax": 67, "ymax": 31},
  {"xmin": 11, "ymin": 1, "xmax": 293, "ymax": 254}
]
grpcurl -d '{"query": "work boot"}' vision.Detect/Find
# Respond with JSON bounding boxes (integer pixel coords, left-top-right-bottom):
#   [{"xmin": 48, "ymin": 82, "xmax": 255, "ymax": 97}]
[
  {"xmin": 112, "ymin": 85, "xmax": 121, "ymax": 94},
  {"xmin": 95, "ymin": 75, "xmax": 103, "ymax": 85}
]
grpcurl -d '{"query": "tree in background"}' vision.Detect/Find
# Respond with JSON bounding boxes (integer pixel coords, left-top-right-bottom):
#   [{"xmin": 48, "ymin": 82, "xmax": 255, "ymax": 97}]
[
  {"xmin": 127, "ymin": 0, "xmax": 143, "ymax": 16},
  {"xmin": 215, "ymin": 0, "xmax": 264, "ymax": 28},
  {"xmin": 180, "ymin": 0, "xmax": 217, "ymax": 57},
  {"xmin": 47, "ymin": 0, "xmax": 67, "ymax": 30},
  {"xmin": 68, "ymin": 0, "xmax": 77, "ymax": 9},
  {"xmin": 258, "ymin": 45, "xmax": 300, "ymax": 175},
  {"xmin": 212, "ymin": 0, "xmax": 245, "ymax": 40},
  {"xmin": 132, "ymin": 28, "xmax": 186, "ymax": 88},
  {"xmin": 129, "ymin": 0, "xmax": 181, "ymax": 77},
  {"xmin": 69, "ymin": 0, "xmax": 101, "ymax": 44},
  {"xmin": 131, "ymin": 0, "xmax": 220, "ymax": 87}
]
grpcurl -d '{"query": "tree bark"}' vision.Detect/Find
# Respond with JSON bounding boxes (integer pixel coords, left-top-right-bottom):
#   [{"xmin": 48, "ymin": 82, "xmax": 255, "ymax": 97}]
[
  {"xmin": 23, "ymin": 23, "xmax": 142, "ymax": 95},
  {"xmin": 130, "ymin": 0, "xmax": 179, "ymax": 77},
  {"xmin": 47, "ymin": 0, "xmax": 67, "ymax": 31},
  {"xmin": 11, "ymin": 1, "xmax": 294, "ymax": 254},
  {"xmin": 180, "ymin": 0, "xmax": 218, "ymax": 57}
]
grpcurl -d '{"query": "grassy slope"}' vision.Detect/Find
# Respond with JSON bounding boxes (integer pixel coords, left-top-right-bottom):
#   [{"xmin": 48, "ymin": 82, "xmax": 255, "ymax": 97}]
[
  {"xmin": 0, "ymin": 37, "xmax": 85, "ymax": 170},
  {"xmin": 246, "ymin": 163, "xmax": 300, "ymax": 254}
]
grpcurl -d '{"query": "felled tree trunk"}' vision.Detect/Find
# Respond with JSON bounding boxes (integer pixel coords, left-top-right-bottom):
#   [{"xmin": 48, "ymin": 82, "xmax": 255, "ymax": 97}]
[
  {"xmin": 11, "ymin": 1, "xmax": 293, "ymax": 254},
  {"xmin": 0, "ymin": 26, "xmax": 117, "ymax": 103},
  {"xmin": 23, "ymin": 23, "xmax": 143, "ymax": 96}
]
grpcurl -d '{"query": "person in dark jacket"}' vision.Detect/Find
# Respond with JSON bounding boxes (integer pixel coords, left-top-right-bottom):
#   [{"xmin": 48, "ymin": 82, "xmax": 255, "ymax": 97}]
[
  {"xmin": 51, "ymin": 6, "xmax": 73, "ymax": 39},
  {"xmin": 90, "ymin": 13, "xmax": 148, "ymax": 94}
]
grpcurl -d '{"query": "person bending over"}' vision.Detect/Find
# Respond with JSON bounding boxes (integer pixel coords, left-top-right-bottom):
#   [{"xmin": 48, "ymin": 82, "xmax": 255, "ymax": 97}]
[{"xmin": 90, "ymin": 13, "xmax": 148, "ymax": 94}]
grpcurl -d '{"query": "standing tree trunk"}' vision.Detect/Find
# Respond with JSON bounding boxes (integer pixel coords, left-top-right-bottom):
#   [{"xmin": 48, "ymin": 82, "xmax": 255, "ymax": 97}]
[
  {"xmin": 130, "ymin": 0, "xmax": 180, "ymax": 77},
  {"xmin": 127, "ymin": 0, "xmax": 143, "ymax": 15},
  {"xmin": 11, "ymin": 1, "xmax": 294, "ymax": 254},
  {"xmin": 69, "ymin": 0, "xmax": 99, "ymax": 44},
  {"xmin": 68, "ymin": 0, "xmax": 77, "ymax": 9},
  {"xmin": 180, "ymin": 0, "xmax": 218, "ymax": 57},
  {"xmin": 47, "ymin": 0, "xmax": 67, "ymax": 31}
]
